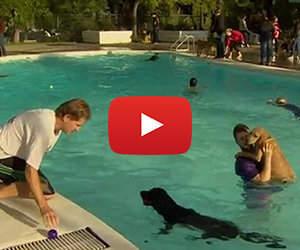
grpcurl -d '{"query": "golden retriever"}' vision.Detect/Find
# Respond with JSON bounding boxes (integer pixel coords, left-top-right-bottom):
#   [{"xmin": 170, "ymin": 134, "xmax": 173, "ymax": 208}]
[
  {"xmin": 196, "ymin": 39, "xmax": 216, "ymax": 58},
  {"xmin": 237, "ymin": 127, "xmax": 296, "ymax": 183}
]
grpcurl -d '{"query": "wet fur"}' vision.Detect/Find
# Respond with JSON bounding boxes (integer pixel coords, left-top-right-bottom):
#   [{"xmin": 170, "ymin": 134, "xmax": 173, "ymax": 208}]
[
  {"xmin": 146, "ymin": 54, "xmax": 159, "ymax": 61},
  {"xmin": 140, "ymin": 188, "xmax": 285, "ymax": 248},
  {"xmin": 240, "ymin": 127, "xmax": 295, "ymax": 183},
  {"xmin": 196, "ymin": 40, "xmax": 216, "ymax": 58}
]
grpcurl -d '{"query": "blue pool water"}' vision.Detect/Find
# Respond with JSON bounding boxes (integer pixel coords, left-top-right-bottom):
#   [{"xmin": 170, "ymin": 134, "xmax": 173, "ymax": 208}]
[{"xmin": 1, "ymin": 53, "xmax": 300, "ymax": 250}]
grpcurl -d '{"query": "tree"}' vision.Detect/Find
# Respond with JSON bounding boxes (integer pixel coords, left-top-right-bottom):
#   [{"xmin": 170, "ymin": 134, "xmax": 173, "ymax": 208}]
[
  {"xmin": 131, "ymin": 0, "xmax": 218, "ymax": 41},
  {"xmin": 131, "ymin": 0, "xmax": 166, "ymax": 41},
  {"xmin": 0, "ymin": 0, "xmax": 52, "ymax": 42},
  {"xmin": 47, "ymin": 0, "xmax": 110, "ymax": 42}
]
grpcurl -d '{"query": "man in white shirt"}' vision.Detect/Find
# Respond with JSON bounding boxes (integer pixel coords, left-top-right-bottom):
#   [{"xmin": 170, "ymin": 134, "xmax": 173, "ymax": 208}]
[{"xmin": 0, "ymin": 98, "xmax": 91, "ymax": 229}]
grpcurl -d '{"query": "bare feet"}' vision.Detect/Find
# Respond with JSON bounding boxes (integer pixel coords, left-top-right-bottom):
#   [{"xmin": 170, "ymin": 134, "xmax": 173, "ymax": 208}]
[{"xmin": 227, "ymin": 52, "xmax": 233, "ymax": 60}]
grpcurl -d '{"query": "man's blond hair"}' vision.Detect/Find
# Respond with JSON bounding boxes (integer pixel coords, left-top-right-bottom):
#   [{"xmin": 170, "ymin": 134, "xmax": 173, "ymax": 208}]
[{"xmin": 55, "ymin": 98, "xmax": 91, "ymax": 121}]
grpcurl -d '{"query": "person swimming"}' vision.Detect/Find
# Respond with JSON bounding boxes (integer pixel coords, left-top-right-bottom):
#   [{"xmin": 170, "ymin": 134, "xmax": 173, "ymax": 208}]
[
  {"xmin": 185, "ymin": 77, "xmax": 200, "ymax": 93},
  {"xmin": 267, "ymin": 96, "xmax": 300, "ymax": 119},
  {"xmin": 146, "ymin": 53, "xmax": 159, "ymax": 61}
]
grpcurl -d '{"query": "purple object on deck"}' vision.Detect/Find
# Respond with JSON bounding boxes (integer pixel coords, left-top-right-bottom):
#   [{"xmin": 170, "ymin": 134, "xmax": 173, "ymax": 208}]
[{"xmin": 48, "ymin": 229, "xmax": 58, "ymax": 239}]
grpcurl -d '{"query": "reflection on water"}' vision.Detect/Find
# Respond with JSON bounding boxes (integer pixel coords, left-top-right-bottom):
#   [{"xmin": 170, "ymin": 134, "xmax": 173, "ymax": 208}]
[{"xmin": 239, "ymin": 181, "xmax": 284, "ymax": 210}]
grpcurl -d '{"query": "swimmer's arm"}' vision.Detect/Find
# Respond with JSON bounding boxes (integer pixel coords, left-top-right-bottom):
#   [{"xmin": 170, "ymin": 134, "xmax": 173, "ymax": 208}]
[
  {"xmin": 235, "ymin": 150, "xmax": 263, "ymax": 162},
  {"xmin": 257, "ymin": 153, "xmax": 272, "ymax": 182},
  {"xmin": 25, "ymin": 165, "xmax": 48, "ymax": 210},
  {"xmin": 266, "ymin": 99, "xmax": 280, "ymax": 107},
  {"xmin": 250, "ymin": 144, "xmax": 273, "ymax": 182},
  {"xmin": 266, "ymin": 99, "xmax": 275, "ymax": 105},
  {"xmin": 250, "ymin": 174, "xmax": 261, "ymax": 181},
  {"xmin": 250, "ymin": 154, "xmax": 272, "ymax": 182},
  {"xmin": 258, "ymin": 142, "xmax": 273, "ymax": 182}
]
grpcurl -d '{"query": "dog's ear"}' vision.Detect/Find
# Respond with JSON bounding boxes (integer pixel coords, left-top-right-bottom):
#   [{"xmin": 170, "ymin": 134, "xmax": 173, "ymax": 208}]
[
  {"xmin": 260, "ymin": 128, "xmax": 272, "ymax": 141},
  {"xmin": 257, "ymin": 128, "xmax": 272, "ymax": 147}
]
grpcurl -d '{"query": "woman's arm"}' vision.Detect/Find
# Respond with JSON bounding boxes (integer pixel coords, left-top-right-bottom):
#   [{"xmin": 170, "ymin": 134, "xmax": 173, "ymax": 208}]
[{"xmin": 256, "ymin": 142, "xmax": 273, "ymax": 182}]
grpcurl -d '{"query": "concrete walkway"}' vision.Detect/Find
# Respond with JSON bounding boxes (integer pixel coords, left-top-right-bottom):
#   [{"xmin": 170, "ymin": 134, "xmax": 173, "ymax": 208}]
[{"xmin": 4, "ymin": 42, "xmax": 299, "ymax": 71}]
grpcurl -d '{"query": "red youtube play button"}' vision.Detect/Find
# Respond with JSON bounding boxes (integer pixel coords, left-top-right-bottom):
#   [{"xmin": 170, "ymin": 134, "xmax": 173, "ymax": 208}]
[{"xmin": 108, "ymin": 96, "xmax": 192, "ymax": 155}]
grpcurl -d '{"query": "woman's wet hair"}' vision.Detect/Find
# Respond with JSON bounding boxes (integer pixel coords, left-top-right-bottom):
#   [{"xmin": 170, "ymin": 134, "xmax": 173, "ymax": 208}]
[
  {"xmin": 189, "ymin": 77, "xmax": 198, "ymax": 87},
  {"xmin": 233, "ymin": 124, "xmax": 250, "ymax": 139}
]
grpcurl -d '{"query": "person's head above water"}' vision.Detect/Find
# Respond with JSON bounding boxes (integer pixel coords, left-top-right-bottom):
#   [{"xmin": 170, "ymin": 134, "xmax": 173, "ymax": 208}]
[
  {"xmin": 233, "ymin": 124, "xmax": 252, "ymax": 151},
  {"xmin": 189, "ymin": 77, "xmax": 198, "ymax": 87},
  {"xmin": 275, "ymin": 97, "xmax": 287, "ymax": 105},
  {"xmin": 266, "ymin": 96, "xmax": 287, "ymax": 106}
]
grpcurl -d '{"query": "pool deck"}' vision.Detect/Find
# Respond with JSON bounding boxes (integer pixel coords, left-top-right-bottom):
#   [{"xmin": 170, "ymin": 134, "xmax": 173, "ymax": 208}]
[
  {"xmin": 0, "ymin": 193, "xmax": 139, "ymax": 250},
  {"xmin": 4, "ymin": 42, "xmax": 300, "ymax": 74}
]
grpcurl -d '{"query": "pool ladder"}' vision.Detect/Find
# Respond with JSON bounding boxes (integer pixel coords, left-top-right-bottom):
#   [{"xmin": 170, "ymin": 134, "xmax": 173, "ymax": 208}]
[{"xmin": 170, "ymin": 35, "xmax": 195, "ymax": 53}]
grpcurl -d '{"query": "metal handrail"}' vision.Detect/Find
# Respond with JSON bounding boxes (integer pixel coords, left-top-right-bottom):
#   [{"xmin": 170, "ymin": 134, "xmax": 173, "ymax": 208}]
[
  {"xmin": 170, "ymin": 35, "xmax": 195, "ymax": 53},
  {"xmin": 171, "ymin": 35, "xmax": 188, "ymax": 50}
]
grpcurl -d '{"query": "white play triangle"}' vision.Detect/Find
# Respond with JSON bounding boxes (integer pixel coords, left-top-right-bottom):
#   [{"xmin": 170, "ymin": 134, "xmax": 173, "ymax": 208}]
[{"xmin": 141, "ymin": 113, "xmax": 164, "ymax": 137}]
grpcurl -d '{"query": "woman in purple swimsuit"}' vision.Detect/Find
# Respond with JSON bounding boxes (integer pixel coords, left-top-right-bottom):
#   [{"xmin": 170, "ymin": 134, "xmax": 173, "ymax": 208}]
[
  {"xmin": 233, "ymin": 124, "xmax": 281, "ymax": 209},
  {"xmin": 233, "ymin": 124, "xmax": 273, "ymax": 183}
]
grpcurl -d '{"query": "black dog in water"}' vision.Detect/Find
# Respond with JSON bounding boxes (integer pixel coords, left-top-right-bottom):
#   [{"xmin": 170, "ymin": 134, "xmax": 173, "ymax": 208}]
[
  {"xmin": 140, "ymin": 188, "xmax": 286, "ymax": 248},
  {"xmin": 145, "ymin": 53, "xmax": 159, "ymax": 61}
]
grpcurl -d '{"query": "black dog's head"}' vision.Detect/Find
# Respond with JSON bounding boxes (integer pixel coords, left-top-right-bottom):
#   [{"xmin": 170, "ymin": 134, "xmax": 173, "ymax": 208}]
[
  {"xmin": 140, "ymin": 187, "xmax": 178, "ymax": 218},
  {"xmin": 140, "ymin": 187, "xmax": 170, "ymax": 205}
]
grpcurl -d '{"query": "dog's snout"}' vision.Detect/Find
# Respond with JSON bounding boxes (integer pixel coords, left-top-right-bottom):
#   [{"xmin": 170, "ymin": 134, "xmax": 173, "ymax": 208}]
[{"xmin": 140, "ymin": 191, "xmax": 147, "ymax": 198}]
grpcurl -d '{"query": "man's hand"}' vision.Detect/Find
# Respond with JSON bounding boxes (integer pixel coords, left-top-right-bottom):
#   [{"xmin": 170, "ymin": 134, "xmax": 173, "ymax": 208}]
[
  {"xmin": 25, "ymin": 165, "xmax": 59, "ymax": 228},
  {"xmin": 40, "ymin": 205, "xmax": 59, "ymax": 229}
]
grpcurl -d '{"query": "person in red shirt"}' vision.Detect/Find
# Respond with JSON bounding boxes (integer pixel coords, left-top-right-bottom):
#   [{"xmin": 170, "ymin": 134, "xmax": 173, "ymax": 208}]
[
  {"xmin": 225, "ymin": 28, "xmax": 245, "ymax": 61},
  {"xmin": 273, "ymin": 16, "xmax": 282, "ymax": 57}
]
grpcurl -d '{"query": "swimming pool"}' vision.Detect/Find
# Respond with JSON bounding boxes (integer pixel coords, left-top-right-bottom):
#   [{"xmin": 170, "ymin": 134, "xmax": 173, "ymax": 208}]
[{"xmin": 1, "ymin": 52, "xmax": 300, "ymax": 250}]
